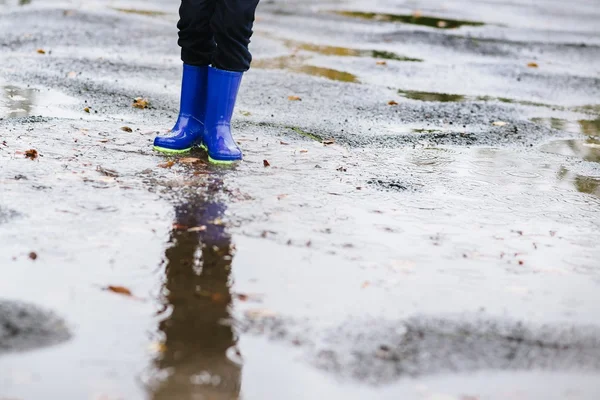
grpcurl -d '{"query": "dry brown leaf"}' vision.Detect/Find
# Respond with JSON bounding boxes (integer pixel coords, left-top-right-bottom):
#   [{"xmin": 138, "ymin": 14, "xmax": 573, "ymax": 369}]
[
  {"xmin": 25, "ymin": 149, "xmax": 38, "ymax": 160},
  {"xmin": 322, "ymin": 139, "xmax": 335, "ymax": 145},
  {"xmin": 120, "ymin": 126, "xmax": 133, "ymax": 132},
  {"xmin": 132, "ymin": 97, "xmax": 149, "ymax": 109},
  {"xmin": 235, "ymin": 293, "xmax": 264, "ymax": 302},
  {"xmin": 158, "ymin": 161, "xmax": 175, "ymax": 168},
  {"xmin": 492, "ymin": 121, "xmax": 508, "ymax": 126},
  {"xmin": 299, "ymin": 149, "xmax": 308, "ymax": 153},
  {"xmin": 83, "ymin": 107, "xmax": 90, "ymax": 113},
  {"xmin": 527, "ymin": 62, "xmax": 539, "ymax": 68},
  {"xmin": 388, "ymin": 100, "xmax": 398, "ymax": 106},
  {"xmin": 178, "ymin": 157, "xmax": 202, "ymax": 164},
  {"xmin": 263, "ymin": 159, "xmax": 271, "ymax": 167},
  {"xmin": 280, "ymin": 141, "xmax": 290, "ymax": 145},
  {"xmin": 37, "ymin": 49, "xmax": 46, "ymax": 54},
  {"xmin": 288, "ymin": 95, "xmax": 302, "ymax": 101},
  {"xmin": 104, "ymin": 285, "xmax": 133, "ymax": 296},
  {"xmin": 376, "ymin": 61, "xmax": 387, "ymax": 66}
]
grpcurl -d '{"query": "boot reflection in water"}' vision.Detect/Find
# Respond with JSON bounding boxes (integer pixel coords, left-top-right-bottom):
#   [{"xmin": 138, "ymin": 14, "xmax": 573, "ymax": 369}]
[
  {"xmin": 154, "ymin": 0, "xmax": 261, "ymax": 163},
  {"xmin": 152, "ymin": 193, "xmax": 241, "ymax": 400}
]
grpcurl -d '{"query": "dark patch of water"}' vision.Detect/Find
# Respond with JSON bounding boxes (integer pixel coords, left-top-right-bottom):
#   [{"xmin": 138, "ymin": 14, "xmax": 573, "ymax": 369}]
[
  {"xmin": 253, "ymin": 56, "xmax": 358, "ymax": 83},
  {"xmin": 334, "ymin": 11, "xmax": 485, "ymax": 29}
]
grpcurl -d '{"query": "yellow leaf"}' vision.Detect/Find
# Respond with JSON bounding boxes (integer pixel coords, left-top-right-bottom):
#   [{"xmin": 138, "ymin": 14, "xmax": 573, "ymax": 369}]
[
  {"xmin": 37, "ymin": 49, "xmax": 46, "ymax": 54},
  {"xmin": 132, "ymin": 97, "xmax": 149, "ymax": 109},
  {"xmin": 288, "ymin": 95, "xmax": 302, "ymax": 101},
  {"xmin": 527, "ymin": 62, "xmax": 539, "ymax": 68}
]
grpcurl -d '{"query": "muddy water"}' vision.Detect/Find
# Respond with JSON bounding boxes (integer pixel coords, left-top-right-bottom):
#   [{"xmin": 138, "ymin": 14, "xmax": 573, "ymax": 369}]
[{"xmin": 1, "ymin": 0, "xmax": 600, "ymax": 399}]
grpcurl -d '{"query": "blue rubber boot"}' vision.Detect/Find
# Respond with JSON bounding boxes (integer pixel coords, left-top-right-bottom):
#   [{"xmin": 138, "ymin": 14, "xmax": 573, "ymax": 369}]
[
  {"xmin": 154, "ymin": 64, "xmax": 208, "ymax": 153},
  {"xmin": 203, "ymin": 67, "xmax": 243, "ymax": 164}
]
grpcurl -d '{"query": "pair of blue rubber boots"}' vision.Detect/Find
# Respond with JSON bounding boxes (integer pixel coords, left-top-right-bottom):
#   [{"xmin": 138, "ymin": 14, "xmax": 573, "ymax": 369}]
[{"xmin": 153, "ymin": 65, "xmax": 243, "ymax": 164}]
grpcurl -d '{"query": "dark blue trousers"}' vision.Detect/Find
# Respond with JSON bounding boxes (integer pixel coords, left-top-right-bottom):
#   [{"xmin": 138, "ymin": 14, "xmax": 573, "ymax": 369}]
[{"xmin": 178, "ymin": 0, "xmax": 260, "ymax": 72}]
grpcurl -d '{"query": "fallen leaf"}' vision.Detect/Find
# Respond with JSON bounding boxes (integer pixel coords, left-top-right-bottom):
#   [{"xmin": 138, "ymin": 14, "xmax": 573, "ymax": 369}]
[
  {"xmin": 104, "ymin": 285, "xmax": 133, "ymax": 296},
  {"xmin": 83, "ymin": 107, "xmax": 90, "ymax": 113},
  {"xmin": 158, "ymin": 161, "xmax": 175, "ymax": 168},
  {"xmin": 288, "ymin": 95, "xmax": 302, "ymax": 101},
  {"xmin": 263, "ymin": 159, "xmax": 271, "ymax": 167},
  {"xmin": 178, "ymin": 157, "xmax": 202, "ymax": 164},
  {"xmin": 492, "ymin": 121, "xmax": 508, "ymax": 126},
  {"xmin": 37, "ymin": 49, "xmax": 46, "ymax": 54},
  {"xmin": 187, "ymin": 226, "xmax": 207, "ymax": 232},
  {"xmin": 280, "ymin": 141, "xmax": 290, "ymax": 145},
  {"xmin": 388, "ymin": 100, "xmax": 398, "ymax": 106},
  {"xmin": 299, "ymin": 149, "xmax": 308, "ymax": 153},
  {"xmin": 527, "ymin": 62, "xmax": 539, "ymax": 68},
  {"xmin": 437, "ymin": 20, "xmax": 448, "ymax": 28},
  {"xmin": 24, "ymin": 149, "xmax": 38, "ymax": 160},
  {"xmin": 29, "ymin": 252, "xmax": 38, "ymax": 260},
  {"xmin": 376, "ymin": 61, "xmax": 387, "ymax": 66},
  {"xmin": 67, "ymin": 71, "xmax": 77, "ymax": 78},
  {"xmin": 322, "ymin": 139, "xmax": 335, "ymax": 145},
  {"xmin": 120, "ymin": 126, "xmax": 133, "ymax": 132},
  {"xmin": 132, "ymin": 97, "xmax": 149, "ymax": 109}
]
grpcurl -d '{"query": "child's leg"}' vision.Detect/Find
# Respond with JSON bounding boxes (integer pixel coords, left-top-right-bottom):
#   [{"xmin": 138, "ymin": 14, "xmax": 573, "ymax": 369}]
[
  {"xmin": 153, "ymin": 0, "xmax": 219, "ymax": 153},
  {"xmin": 210, "ymin": 0, "xmax": 260, "ymax": 72},
  {"xmin": 201, "ymin": 0, "xmax": 259, "ymax": 163},
  {"xmin": 178, "ymin": 0, "xmax": 219, "ymax": 66}
]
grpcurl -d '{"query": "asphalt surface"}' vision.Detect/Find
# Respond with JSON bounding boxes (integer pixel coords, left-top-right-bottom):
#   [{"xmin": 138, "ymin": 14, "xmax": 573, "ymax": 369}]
[{"xmin": 1, "ymin": 0, "xmax": 599, "ymax": 399}]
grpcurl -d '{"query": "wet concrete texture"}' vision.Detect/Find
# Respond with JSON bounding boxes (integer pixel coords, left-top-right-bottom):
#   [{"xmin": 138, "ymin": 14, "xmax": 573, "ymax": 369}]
[{"xmin": 1, "ymin": 0, "xmax": 600, "ymax": 399}]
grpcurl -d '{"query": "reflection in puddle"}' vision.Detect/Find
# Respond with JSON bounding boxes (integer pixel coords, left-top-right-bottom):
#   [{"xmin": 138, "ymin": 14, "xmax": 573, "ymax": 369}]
[
  {"xmin": 151, "ymin": 182, "xmax": 241, "ymax": 399},
  {"xmin": 1, "ymin": 85, "xmax": 80, "ymax": 118},
  {"xmin": 253, "ymin": 56, "xmax": 358, "ymax": 83},
  {"xmin": 540, "ymin": 138, "xmax": 600, "ymax": 163},
  {"xmin": 285, "ymin": 40, "xmax": 422, "ymax": 62},
  {"xmin": 334, "ymin": 11, "xmax": 485, "ymax": 29}
]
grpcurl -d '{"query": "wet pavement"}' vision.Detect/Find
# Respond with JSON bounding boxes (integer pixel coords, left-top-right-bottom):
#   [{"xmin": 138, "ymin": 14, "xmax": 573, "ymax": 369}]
[{"xmin": 1, "ymin": 0, "xmax": 600, "ymax": 399}]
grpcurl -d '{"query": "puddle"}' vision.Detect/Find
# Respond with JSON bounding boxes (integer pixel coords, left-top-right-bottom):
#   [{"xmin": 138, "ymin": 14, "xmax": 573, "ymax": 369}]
[
  {"xmin": 149, "ymin": 189, "xmax": 242, "ymax": 398},
  {"xmin": 253, "ymin": 56, "xmax": 358, "ymax": 83},
  {"xmin": 334, "ymin": 11, "xmax": 485, "ymax": 29},
  {"xmin": 0, "ymin": 85, "xmax": 81, "ymax": 119},
  {"xmin": 573, "ymin": 175, "xmax": 600, "ymax": 197},
  {"xmin": 399, "ymin": 90, "xmax": 466, "ymax": 103},
  {"xmin": 397, "ymin": 90, "xmax": 600, "ymax": 119},
  {"xmin": 285, "ymin": 40, "xmax": 422, "ymax": 62},
  {"xmin": 540, "ymin": 138, "xmax": 600, "ymax": 163},
  {"xmin": 111, "ymin": 8, "xmax": 169, "ymax": 17}
]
